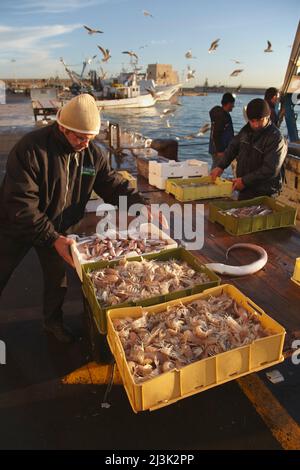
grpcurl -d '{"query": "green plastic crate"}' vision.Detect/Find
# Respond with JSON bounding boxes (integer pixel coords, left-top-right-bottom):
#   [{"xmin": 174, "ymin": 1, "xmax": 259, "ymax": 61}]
[
  {"xmin": 82, "ymin": 247, "xmax": 220, "ymax": 334},
  {"xmin": 209, "ymin": 196, "xmax": 297, "ymax": 235},
  {"xmin": 165, "ymin": 176, "xmax": 233, "ymax": 202},
  {"xmin": 291, "ymin": 258, "xmax": 300, "ymax": 287}
]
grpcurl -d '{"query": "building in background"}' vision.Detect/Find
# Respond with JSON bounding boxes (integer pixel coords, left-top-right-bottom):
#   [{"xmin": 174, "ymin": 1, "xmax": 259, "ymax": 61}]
[{"xmin": 146, "ymin": 64, "xmax": 179, "ymax": 85}]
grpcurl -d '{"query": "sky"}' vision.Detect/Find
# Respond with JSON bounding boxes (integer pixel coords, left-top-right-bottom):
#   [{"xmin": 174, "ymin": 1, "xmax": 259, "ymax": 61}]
[{"xmin": 0, "ymin": 0, "xmax": 299, "ymax": 87}]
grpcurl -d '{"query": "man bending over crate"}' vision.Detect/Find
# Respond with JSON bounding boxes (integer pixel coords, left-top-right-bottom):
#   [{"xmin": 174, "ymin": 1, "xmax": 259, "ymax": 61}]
[
  {"xmin": 211, "ymin": 98, "xmax": 287, "ymax": 200},
  {"xmin": 0, "ymin": 94, "xmax": 165, "ymax": 343}
]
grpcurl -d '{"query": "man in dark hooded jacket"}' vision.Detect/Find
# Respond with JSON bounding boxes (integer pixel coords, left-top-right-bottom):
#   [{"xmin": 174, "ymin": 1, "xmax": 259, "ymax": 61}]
[
  {"xmin": 0, "ymin": 94, "xmax": 158, "ymax": 343},
  {"xmin": 211, "ymin": 98, "xmax": 287, "ymax": 200},
  {"xmin": 264, "ymin": 87, "xmax": 280, "ymax": 127},
  {"xmin": 209, "ymin": 92, "xmax": 235, "ymax": 169}
]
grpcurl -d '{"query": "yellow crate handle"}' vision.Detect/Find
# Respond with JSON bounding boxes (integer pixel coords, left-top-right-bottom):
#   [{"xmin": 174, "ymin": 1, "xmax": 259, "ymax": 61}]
[
  {"xmin": 275, "ymin": 200, "xmax": 287, "ymax": 208},
  {"xmin": 246, "ymin": 298, "xmax": 265, "ymax": 316}
]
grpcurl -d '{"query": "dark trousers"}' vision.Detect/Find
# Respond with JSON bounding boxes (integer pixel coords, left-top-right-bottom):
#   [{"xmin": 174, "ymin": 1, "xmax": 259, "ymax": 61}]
[
  {"xmin": 238, "ymin": 189, "xmax": 279, "ymax": 201},
  {"xmin": 0, "ymin": 234, "xmax": 67, "ymax": 325}
]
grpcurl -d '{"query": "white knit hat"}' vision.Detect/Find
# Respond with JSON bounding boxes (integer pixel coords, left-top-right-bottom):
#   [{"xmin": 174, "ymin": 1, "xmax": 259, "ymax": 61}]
[{"xmin": 56, "ymin": 94, "xmax": 100, "ymax": 135}]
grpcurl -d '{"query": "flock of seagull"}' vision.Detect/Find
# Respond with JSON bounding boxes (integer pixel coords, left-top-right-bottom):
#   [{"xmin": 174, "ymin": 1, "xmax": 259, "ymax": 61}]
[
  {"xmin": 185, "ymin": 38, "xmax": 274, "ymax": 79},
  {"xmin": 81, "ymin": 12, "xmax": 275, "ymax": 140},
  {"xmin": 83, "ymin": 19, "xmax": 274, "ymax": 82}
]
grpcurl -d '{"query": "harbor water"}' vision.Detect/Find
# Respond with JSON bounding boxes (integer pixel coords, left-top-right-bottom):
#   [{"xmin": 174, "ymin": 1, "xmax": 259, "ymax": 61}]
[{"xmin": 102, "ymin": 93, "xmax": 292, "ymax": 166}]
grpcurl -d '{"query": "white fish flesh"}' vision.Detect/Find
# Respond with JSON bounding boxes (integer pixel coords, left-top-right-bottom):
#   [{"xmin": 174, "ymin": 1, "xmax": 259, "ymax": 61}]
[{"xmin": 205, "ymin": 243, "xmax": 268, "ymax": 276}]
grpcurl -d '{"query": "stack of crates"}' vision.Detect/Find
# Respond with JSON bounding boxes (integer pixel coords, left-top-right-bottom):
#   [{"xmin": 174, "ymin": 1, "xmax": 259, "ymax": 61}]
[
  {"xmin": 136, "ymin": 154, "xmax": 169, "ymax": 180},
  {"xmin": 82, "ymin": 247, "xmax": 220, "ymax": 335}
]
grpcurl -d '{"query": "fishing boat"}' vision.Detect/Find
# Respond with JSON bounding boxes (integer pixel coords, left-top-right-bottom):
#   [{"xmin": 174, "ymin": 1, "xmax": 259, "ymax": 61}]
[
  {"xmin": 93, "ymin": 72, "xmax": 156, "ymax": 109},
  {"xmin": 277, "ymin": 21, "xmax": 300, "ymax": 222},
  {"xmin": 94, "ymin": 84, "xmax": 156, "ymax": 109}
]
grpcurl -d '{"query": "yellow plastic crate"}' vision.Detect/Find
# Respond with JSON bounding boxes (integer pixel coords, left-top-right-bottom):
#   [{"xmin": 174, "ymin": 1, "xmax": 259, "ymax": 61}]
[
  {"xmin": 291, "ymin": 258, "xmax": 300, "ymax": 287},
  {"xmin": 209, "ymin": 196, "xmax": 297, "ymax": 235},
  {"xmin": 117, "ymin": 170, "xmax": 137, "ymax": 189},
  {"xmin": 165, "ymin": 176, "xmax": 233, "ymax": 201},
  {"xmin": 107, "ymin": 284, "xmax": 285, "ymax": 413}
]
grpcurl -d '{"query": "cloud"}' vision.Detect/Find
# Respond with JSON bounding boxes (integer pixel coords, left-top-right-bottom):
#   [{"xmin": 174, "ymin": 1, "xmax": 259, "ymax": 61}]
[
  {"xmin": 0, "ymin": 23, "xmax": 81, "ymax": 77},
  {"xmin": 150, "ymin": 40, "xmax": 171, "ymax": 46},
  {"xmin": 9, "ymin": 0, "xmax": 109, "ymax": 14},
  {"xmin": 0, "ymin": 24, "xmax": 81, "ymax": 51}
]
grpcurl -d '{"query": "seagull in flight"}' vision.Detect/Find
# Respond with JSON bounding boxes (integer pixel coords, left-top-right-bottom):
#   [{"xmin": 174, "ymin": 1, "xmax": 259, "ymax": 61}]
[
  {"xmin": 145, "ymin": 88, "xmax": 161, "ymax": 99},
  {"xmin": 83, "ymin": 25, "xmax": 103, "ymax": 35},
  {"xmin": 86, "ymin": 55, "xmax": 97, "ymax": 65},
  {"xmin": 182, "ymin": 123, "xmax": 211, "ymax": 140},
  {"xmin": 160, "ymin": 108, "xmax": 175, "ymax": 118},
  {"xmin": 197, "ymin": 123, "xmax": 211, "ymax": 135},
  {"xmin": 122, "ymin": 51, "xmax": 139, "ymax": 60},
  {"xmin": 264, "ymin": 40, "xmax": 273, "ymax": 52},
  {"xmin": 231, "ymin": 59, "xmax": 242, "ymax": 64},
  {"xmin": 230, "ymin": 69, "xmax": 244, "ymax": 77},
  {"xmin": 143, "ymin": 10, "xmax": 153, "ymax": 18},
  {"xmin": 97, "ymin": 45, "xmax": 111, "ymax": 62},
  {"xmin": 186, "ymin": 67, "xmax": 196, "ymax": 81},
  {"xmin": 208, "ymin": 39, "xmax": 220, "ymax": 53},
  {"xmin": 185, "ymin": 49, "xmax": 197, "ymax": 59}
]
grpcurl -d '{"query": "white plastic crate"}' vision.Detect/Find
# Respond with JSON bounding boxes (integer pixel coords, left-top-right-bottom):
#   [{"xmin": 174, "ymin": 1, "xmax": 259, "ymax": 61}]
[
  {"xmin": 149, "ymin": 160, "xmax": 186, "ymax": 178},
  {"xmin": 183, "ymin": 159, "xmax": 209, "ymax": 177},
  {"xmin": 71, "ymin": 223, "xmax": 178, "ymax": 281},
  {"xmin": 149, "ymin": 159, "xmax": 208, "ymax": 179},
  {"xmin": 149, "ymin": 160, "xmax": 209, "ymax": 190},
  {"xmin": 148, "ymin": 172, "xmax": 176, "ymax": 190}
]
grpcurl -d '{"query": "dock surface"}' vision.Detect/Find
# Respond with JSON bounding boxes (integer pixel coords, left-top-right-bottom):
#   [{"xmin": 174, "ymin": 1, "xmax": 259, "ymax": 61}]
[{"xmin": 0, "ymin": 122, "xmax": 300, "ymax": 450}]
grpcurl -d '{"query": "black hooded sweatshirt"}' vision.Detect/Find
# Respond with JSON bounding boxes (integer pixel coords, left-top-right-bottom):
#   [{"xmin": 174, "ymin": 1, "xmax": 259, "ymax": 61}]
[
  {"xmin": 0, "ymin": 123, "xmax": 146, "ymax": 247},
  {"xmin": 218, "ymin": 121, "xmax": 287, "ymax": 198}
]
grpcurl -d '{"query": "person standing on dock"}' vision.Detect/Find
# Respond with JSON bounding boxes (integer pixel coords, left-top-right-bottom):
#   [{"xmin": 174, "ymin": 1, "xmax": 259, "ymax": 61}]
[
  {"xmin": 264, "ymin": 87, "xmax": 280, "ymax": 127},
  {"xmin": 0, "ymin": 94, "xmax": 158, "ymax": 343},
  {"xmin": 210, "ymin": 98, "xmax": 287, "ymax": 200},
  {"xmin": 209, "ymin": 92, "xmax": 235, "ymax": 170}
]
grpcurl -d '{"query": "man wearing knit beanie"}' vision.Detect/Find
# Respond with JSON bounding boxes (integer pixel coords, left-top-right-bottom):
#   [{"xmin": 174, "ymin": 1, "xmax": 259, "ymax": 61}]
[
  {"xmin": 211, "ymin": 98, "xmax": 287, "ymax": 200},
  {"xmin": 0, "ymin": 94, "xmax": 151, "ymax": 343},
  {"xmin": 246, "ymin": 98, "xmax": 271, "ymax": 122}
]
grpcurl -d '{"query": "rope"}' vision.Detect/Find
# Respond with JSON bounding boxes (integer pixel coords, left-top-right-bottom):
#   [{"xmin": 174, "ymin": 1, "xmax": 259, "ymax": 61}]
[{"xmin": 100, "ymin": 362, "xmax": 116, "ymax": 409}]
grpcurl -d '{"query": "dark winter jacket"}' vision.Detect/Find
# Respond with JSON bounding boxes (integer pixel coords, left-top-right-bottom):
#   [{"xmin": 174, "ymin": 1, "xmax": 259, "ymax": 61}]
[
  {"xmin": 265, "ymin": 100, "xmax": 279, "ymax": 127},
  {"xmin": 0, "ymin": 123, "xmax": 146, "ymax": 247},
  {"xmin": 218, "ymin": 121, "xmax": 287, "ymax": 198},
  {"xmin": 209, "ymin": 105, "xmax": 234, "ymax": 154}
]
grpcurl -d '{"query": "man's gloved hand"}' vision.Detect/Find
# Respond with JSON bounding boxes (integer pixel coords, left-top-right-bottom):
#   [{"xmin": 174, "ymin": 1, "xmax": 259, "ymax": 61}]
[
  {"xmin": 210, "ymin": 166, "xmax": 224, "ymax": 181},
  {"xmin": 232, "ymin": 177, "xmax": 245, "ymax": 191},
  {"xmin": 54, "ymin": 235, "xmax": 75, "ymax": 267}
]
